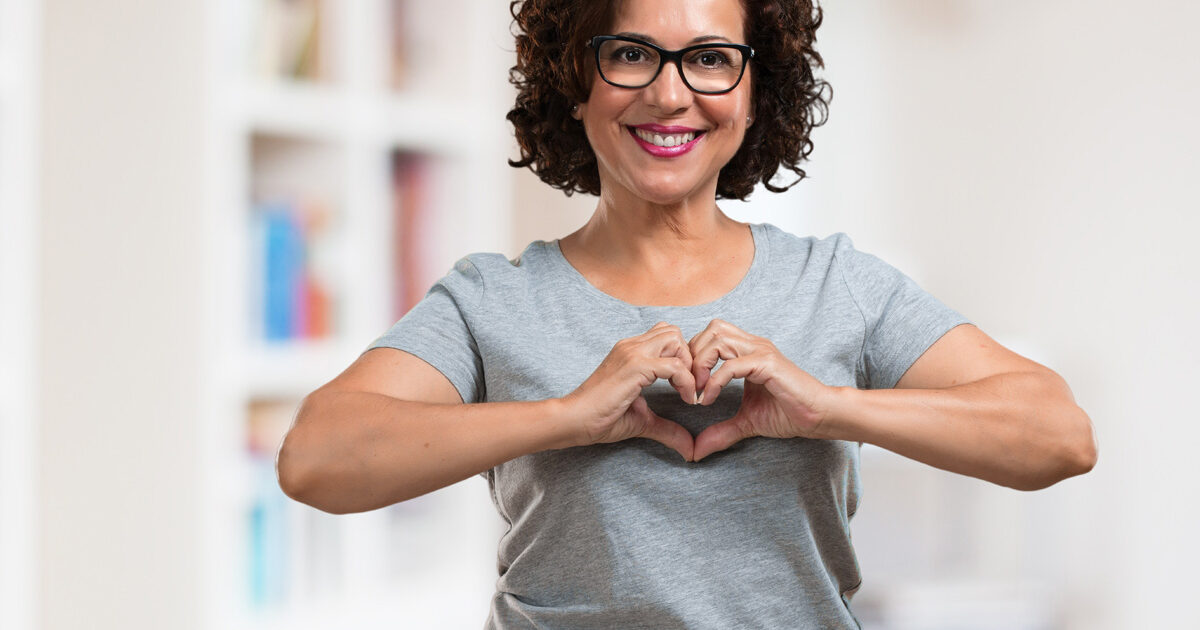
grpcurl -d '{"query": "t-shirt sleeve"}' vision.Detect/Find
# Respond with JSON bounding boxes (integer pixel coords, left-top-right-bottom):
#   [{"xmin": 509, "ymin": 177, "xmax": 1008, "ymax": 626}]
[
  {"xmin": 832, "ymin": 233, "xmax": 972, "ymax": 390},
  {"xmin": 361, "ymin": 256, "xmax": 486, "ymax": 405}
]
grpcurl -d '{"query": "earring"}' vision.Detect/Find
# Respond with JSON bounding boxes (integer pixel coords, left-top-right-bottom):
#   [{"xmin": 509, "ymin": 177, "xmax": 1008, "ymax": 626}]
[{"xmin": 746, "ymin": 115, "xmax": 753, "ymax": 125}]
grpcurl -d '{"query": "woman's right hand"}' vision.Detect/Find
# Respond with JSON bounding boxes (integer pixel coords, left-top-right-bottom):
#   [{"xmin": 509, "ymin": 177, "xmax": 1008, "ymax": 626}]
[{"xmin": 559, "ymin": 322, "xmax": 698, "ymax": 462}]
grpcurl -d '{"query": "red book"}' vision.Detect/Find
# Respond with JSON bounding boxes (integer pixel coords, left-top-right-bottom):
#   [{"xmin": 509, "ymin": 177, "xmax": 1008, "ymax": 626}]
[{"xmin": 393, "ymin": 154, "xmax": 430, "ymax": 320}]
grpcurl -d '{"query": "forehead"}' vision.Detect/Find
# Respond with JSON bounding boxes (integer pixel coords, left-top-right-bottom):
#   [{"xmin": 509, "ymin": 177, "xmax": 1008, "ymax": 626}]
[{"xmin": 610, "ymin": 0, "xmax": 747, "ymax": 45}]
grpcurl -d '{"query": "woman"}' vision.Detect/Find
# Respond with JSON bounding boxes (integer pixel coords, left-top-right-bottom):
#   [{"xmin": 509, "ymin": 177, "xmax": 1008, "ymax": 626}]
[{"xmin": 278, "ymin": 0, "xmax": 1099, "ymax": 627}]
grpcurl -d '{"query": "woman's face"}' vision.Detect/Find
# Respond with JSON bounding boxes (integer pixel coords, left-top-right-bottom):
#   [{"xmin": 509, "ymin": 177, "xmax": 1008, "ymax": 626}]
[{"xmin": 574, "ymin": 0, "xmax": 753, "ymax": 207}]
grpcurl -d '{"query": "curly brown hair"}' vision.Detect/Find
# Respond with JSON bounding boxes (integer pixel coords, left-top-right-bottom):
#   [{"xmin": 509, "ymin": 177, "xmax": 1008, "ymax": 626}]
[{"xmin": 506, "ymin": 0, "xmax": 831, "ymax": 200}]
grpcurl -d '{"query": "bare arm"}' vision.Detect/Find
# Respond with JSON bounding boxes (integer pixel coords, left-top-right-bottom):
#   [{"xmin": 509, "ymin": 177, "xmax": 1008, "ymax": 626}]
[
  {"xmin": 824, "ymin": 370, "xmax": 1096, "ymax": 490},
  {"xmin": 277, "ymin": 348, "xmax": 578, "ymax": 514},
  {"xmin": 821, "ymin": 324, "xmax": 1098, "ymax": 490}
]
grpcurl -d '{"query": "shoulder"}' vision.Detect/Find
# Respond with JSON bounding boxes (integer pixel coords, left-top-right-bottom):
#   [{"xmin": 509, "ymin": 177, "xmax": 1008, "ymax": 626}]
[
  {"xmin": 762, "ymin": 227, "xmax": 912, "ymax": 312},
  {"xmin": 758, "ymin": 222, "xmax": 851, "ymax": 253},
  {"xmin": 439, "ymin": 241, "xmax": 547, "ymax": 302},
  {"xmin": 821, "ymin": 232, "xmax": 904, "ymax": 286},
  {"xmin": 457, "ymin": 243, "xmax": 543, "ymax": 282},
  {"xmin": 758, "ymin": 223, "xmax": 859, "ymax": 270}
]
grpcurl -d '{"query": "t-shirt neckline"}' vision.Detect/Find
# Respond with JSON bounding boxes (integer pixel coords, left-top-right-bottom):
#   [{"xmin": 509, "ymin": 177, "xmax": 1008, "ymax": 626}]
[{"xmin": 543, "ymin": 222, "xmax": 770, "ymax": 314}]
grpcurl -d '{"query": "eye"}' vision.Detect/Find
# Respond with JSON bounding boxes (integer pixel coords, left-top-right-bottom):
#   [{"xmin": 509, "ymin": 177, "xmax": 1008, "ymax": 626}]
[
  {"xmin": 693, "ymin": 50, "xmax": 730, "ymax": 68},
  {"xmin": 610, "ymin": 45, "xmax": 654, "ymax": 65}
]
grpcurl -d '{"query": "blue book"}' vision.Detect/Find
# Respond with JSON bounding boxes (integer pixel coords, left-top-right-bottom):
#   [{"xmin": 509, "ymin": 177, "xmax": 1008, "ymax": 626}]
[
  {"xmin": 261, "ymin": 204, "xmax": 303, "ymax": 341},
  {"xmin": 248, "ymin": 454, "xmax": 290, "ymax": 608}
]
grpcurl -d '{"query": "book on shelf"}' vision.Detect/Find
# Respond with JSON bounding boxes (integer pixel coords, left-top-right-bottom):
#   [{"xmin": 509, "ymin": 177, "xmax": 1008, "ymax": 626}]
[
  {"xmin": 255, "ymin": 199, "xmax": 335, "ymax": 342},
  {"xmin": 389, "ymin": 0, "xmax": 409, "ymax": 90},
  {"xmin": 388, "ymin": 0, "xmax": 457, "ymax": 94},
  {"xmin": 247, "ymin": 453, "xmax": 290, "ymax": 609},
  {"xmin": 245, "ymin": 398, "xmax": 297, "ymax": 609},
  {"xmin": 251, "ymin": 0, "xmax": 330, "ymax": 82},
  {"xmin": 391, "ymin": 153, "xmax": 432, "ymax": 321}
]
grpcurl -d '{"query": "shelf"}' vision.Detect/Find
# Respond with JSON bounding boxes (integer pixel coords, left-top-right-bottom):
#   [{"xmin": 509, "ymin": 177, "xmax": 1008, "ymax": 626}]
[
  {"xmin": 238, "ymin": 80, "xmax": 349, "ymax": 141},
  {"xmin": 236, "ymin": 340, "xmax": 362, "ymax": 399},
  {"xmin": 371, "ymin": 93, "xmax": 487, "ymax": 154},
  {"xmin": 232, "ymin": 80, "xmax": 488, "ymax": 153},
  {"xmin": 202, "ymin": 2, "xmax": 515, "ymax": 628}
]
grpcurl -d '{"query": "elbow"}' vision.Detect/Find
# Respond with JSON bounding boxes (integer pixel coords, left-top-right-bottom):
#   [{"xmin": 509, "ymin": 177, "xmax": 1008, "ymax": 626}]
[
  {"xmin": 275, "ymin": 391, "xmax": 388, "ymax": 515},
  {"xmin": 277, "ymin": 432, "xmax": 357, "ymax": 515},
  {"xmin": 1066, "ymin": 408, "xmax": 1099, "ymax": 476},
  {"xmin": 275, "ymin": 393, "xmax": 340, "ymax": 512},
  {"xmin": 1017, "ymin": 405, "xmax": 1099, "ymax": 491},
  {"xmin": 276, "ymin": 429, "xmax": 312, "ymax": 505},
  {"xmin": 1059, "ymin": 404, "xmax": 1099, "ymax": 480}
]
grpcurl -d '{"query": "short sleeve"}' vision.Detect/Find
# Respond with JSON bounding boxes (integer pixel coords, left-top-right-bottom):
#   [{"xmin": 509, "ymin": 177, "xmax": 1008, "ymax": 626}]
[
  {"xmin": 833, "ymin": 234, "xmax": 972, "ymax": 390},
  {"xmin": 362, "ymin": 256, "xmax": 486, "ymax": 404}
]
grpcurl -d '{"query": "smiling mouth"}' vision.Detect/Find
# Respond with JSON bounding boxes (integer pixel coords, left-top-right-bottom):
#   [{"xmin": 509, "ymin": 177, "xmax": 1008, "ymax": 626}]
[{"xmin": 629, "ymin": 126, "xmax": 705, "ymax": 147}]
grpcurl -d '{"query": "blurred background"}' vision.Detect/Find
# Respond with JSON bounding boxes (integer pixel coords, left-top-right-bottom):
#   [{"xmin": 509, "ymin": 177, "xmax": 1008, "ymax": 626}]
[{"xmin": 1, "ymin": 0, "xmax": 1196, "ymax": 628}]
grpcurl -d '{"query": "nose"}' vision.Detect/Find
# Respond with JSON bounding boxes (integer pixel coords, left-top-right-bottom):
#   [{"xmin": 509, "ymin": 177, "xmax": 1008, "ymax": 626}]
[{"xmin": 643, "ymin": 60, "xmax": 693, "ymax": 114}]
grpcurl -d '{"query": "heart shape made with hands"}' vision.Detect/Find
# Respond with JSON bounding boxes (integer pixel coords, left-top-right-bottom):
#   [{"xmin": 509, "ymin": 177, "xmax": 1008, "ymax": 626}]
[{"xmin": 668, "ymin": 318, "xmax": 837, "ymax": 462}]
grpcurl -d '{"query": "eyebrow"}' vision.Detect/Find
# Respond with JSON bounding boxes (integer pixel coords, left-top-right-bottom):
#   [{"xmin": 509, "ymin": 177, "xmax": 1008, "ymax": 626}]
[{"xmin": 614, "ymin": 32, "xmax": 734, "ymax": 46}]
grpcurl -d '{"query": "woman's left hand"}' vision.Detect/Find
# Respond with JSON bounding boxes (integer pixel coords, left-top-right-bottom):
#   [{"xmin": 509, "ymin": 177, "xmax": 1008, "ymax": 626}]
[{"xmin": 689, "ymin": 319, "xmax": 839, "ymax": 461}]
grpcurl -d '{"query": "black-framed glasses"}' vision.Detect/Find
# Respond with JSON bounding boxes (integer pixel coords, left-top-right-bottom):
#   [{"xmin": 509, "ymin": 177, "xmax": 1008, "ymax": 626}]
[{"xmin": 587, "ymin": 35, "xmax": 754, "ymax": 95}]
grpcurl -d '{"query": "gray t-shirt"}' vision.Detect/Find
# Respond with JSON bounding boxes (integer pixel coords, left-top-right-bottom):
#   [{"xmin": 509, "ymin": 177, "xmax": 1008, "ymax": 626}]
[{"xmin": 364, "ymin": 221, "xmax": 971, "ymax": 629}]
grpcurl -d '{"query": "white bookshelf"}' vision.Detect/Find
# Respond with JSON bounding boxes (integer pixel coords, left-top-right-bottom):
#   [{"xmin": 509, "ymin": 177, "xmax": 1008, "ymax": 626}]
[
  {"xmin": 200, "ymin": 1, "xmax": 514, "ymax": 628},
  {"xmin": 0, "ymin": 1, "xmax": 39, "ymax": 629}
]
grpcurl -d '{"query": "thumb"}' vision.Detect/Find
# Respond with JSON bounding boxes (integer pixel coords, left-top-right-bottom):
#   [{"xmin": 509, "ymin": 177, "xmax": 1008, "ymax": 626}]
[
  {"xmin": 692, "ymin": 412, "xmax": 754, "ymax": 462},
  {"xmin": 632, "ymin": 397, "xmax": 695, "ymax": 462}
]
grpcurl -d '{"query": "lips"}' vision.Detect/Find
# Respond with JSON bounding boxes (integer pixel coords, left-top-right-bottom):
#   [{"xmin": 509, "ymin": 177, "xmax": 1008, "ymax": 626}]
[{"xmin": 627, "ymin": 124, "xmax": 706, "ymax": 157}]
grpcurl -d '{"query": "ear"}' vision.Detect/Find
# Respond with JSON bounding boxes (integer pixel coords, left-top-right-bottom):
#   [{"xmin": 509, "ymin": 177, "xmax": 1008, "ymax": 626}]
[{"xmin": 570, "ymin": 103, "xmax": 582, "ymax": 120}]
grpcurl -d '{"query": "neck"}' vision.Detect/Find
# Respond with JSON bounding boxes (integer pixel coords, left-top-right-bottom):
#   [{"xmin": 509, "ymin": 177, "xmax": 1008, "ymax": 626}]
[{"xmin": 572, "ymin": 183, "xmax": 737, "ymax": 269}]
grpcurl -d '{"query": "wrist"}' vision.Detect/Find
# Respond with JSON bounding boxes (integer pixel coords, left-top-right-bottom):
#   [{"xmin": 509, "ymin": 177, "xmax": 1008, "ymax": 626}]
[
  {"xmin": 815, "ymin": 385, "xmax": 861, "ymax": 442},
  {"xmin": 542, "ymin": 396, "xmax": 587, "ymax": 450}
]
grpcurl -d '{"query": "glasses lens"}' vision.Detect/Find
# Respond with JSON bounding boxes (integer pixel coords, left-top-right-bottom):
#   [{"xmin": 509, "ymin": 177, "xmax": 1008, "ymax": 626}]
[
  {"xmin": 596, "ymin": 39, "xmax": 747, "ymax": 93},
  {"xmin": 596, "ymin": 39, "xmax": 661, "ymax": 88},
  {"xmin": 681, "ymin": 47, "xmax": 746, "ymax": 93}
]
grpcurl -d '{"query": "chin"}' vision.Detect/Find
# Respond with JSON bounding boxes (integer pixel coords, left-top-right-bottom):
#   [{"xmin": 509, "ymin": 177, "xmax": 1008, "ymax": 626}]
[{"xmin": 630, "ymin": 177, "xmax": 705, "ymax": 206}]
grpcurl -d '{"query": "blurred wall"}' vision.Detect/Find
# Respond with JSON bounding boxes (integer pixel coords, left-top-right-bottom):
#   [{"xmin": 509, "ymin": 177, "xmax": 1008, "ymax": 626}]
[{"xmin": 37, "ymin": 1, "xmax": 204, "ymax": 629}]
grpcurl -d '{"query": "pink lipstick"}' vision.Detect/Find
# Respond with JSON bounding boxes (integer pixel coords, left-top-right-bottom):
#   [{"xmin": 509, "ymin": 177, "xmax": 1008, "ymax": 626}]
[{"xmin": 627, "ymin": 124, "xmax": 705, "ymax": 157}]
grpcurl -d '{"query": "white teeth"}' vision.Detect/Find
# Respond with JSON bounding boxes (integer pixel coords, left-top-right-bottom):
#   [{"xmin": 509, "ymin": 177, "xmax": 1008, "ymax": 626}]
[{"xmin": 634, "ymin": 128, "xmax": 697, "ymax": 147}]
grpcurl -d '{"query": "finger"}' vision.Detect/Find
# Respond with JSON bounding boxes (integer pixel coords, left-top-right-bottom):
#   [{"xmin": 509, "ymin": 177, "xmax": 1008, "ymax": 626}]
[
  {"xmin": 690, "ymin": 339, "xmax": 731, "ymax": 394},
  {"xmin": 644, "ymin": 321, "xmax": 682, "ymax": 339},
  {"xmin": 687, "ymin": 324, "xmax": 720, "ymax": 380},
  {"xmin": 692, "ymin": 412, "xmax": 753, "ymax": 462},
  {"xmin": 687, "ymin": 318, "xmax": 745, "ymax": 352},
  {"xmin": 698, "ymin": 355, "xmax": 761, "ymax": 405},
  {"xmin": 664, "ymin": 339, "xmax": 697, "ymax": 405},
  {"xmin": 650, "ymin": 356, "xmax": 699, "ymax": 406},
  {"xmin": 690, "ymin": 325, "xmax": 753, "ymax": 394},
  {"xmin": 632, "ymin": 397, "xmax": 695, "ymax": 462},
  {"xmin": 645, "ymin": 328, "xmax": 698, "ymax": 404}
]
